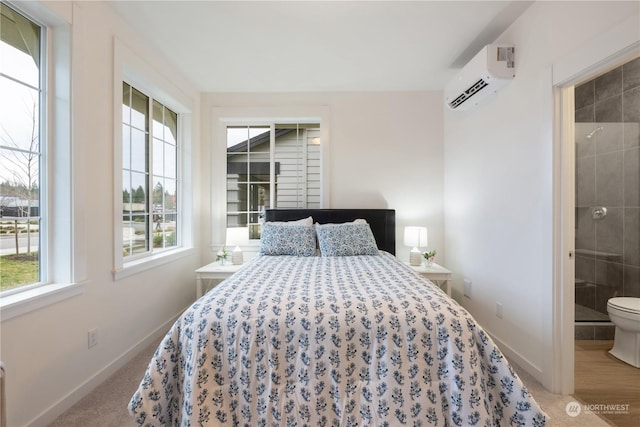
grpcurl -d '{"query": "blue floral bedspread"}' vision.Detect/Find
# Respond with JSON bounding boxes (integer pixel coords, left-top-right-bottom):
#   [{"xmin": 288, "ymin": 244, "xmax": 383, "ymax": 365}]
[{"xmin": 129, "ymin": 253, "xmax": 547, "ymax": 426}]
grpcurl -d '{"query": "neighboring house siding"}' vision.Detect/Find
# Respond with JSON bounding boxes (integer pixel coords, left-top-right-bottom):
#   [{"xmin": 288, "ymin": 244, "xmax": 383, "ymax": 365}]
[
  {"xmin": 227, "ymin": 127, "xmax": 320, "ymax": 230},
  {"xmin": 274, "ymin": 128, "xmax": 320, "ymax": 208}
]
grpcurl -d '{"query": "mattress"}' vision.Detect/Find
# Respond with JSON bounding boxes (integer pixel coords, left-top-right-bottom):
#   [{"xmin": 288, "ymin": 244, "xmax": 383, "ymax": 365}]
[{"xmin": 129, "ymin": 252, "xmax": 547, "ymax": 426}]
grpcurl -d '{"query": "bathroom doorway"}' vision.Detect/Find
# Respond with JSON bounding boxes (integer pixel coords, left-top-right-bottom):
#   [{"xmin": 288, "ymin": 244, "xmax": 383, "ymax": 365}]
[
  {"xmin": 550, "ymin": 15, "xmax": 639, "ymax": 396},
  {"xmin": 574, "ymin": 56, "xmax": 640, "ymax": 339}
]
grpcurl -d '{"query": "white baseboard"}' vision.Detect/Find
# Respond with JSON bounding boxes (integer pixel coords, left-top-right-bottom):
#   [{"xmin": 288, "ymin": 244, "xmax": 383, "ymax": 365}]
[
  {"xmin": 26, "ymin": 311, "xmax": 184, "ymax": 427},
  {"xmin": 486, "ymin": 329, "xmax": 544, "ymax": 381}
]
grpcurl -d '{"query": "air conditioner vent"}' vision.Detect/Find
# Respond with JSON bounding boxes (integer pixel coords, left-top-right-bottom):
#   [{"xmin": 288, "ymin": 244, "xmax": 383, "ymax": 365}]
[
  {"xmin": 448, "ymin": 79, "xmax": 489, "ymax": 109},
  {"xmin": 444, "ymin": 44, "xmax": 515, "ymax": 111}
]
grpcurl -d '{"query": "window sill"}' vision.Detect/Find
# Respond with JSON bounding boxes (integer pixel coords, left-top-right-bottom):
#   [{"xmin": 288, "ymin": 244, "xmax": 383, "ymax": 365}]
[
  {"xmin": 113, "ymin": 247, "xmax": 194, "ymax": 281},
  {"xmin": 0, "ymin": 282, "xmax": 85, "ymax": 322}
]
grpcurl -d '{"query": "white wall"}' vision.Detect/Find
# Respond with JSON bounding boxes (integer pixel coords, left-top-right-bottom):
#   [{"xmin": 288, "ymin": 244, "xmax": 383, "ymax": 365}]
[
  {"xmin": 0, "ymin": 2, "xmax": 202, "ymax": 426},
  {"xmin": 444, "ymin": 0, "xmax": 640, "ymax": 386},
  {"xmin": 202, "ymin": 92, "xmax": 444, "ymax": 263}
]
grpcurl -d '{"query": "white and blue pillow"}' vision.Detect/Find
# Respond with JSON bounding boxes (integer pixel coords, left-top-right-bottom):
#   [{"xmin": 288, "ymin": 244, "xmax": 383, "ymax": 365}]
[
  {"xmin": 267, "ymin": 216, "xmax": 313, "ymax": 226},
  {"xmin": 258, "ymin": 223, "xmax": 317, "ymax": 256},
  {"xmin": 315, "ymin": 222, "xmax": 379, "ymax": 256}
]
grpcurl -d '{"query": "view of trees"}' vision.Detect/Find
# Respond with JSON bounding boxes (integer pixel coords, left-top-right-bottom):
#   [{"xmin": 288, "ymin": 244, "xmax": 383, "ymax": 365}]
[
  {"xmin": 122, "ymin": 182, "xmax": 176, "ymax": 209},
  {"xmin": 1, "ymin": 11, "xmax": 41, "ymax": 289},
  {"xmin": 1, "ymin": 96, "xmax": 40, "ymax": 263}
]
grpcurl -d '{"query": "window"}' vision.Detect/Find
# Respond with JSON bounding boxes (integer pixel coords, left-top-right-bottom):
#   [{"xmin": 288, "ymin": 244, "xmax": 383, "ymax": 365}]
[
  {"xmin": 114, "ymin": 38, "xmax": 193, "ymax": 279},
  {"xmin": 121, "ymin": 82, "xmax": 179, "ymax": 260},
  {"xmin": 0, "ymin": 3, "xmax": 43, "ymax": 294},
  {"xmin": 226, "ymin": 123, "xmax": 321, "ymax": 239}
]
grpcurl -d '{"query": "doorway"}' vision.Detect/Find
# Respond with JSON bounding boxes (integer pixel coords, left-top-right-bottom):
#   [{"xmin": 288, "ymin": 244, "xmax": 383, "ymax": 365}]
[
  {"xmin": 551, "ymin": 26, "xmax": 639, "ymax": 394},
  {"xmin": 573, "ymin": 58, "xmax": 640, "ymax": 339}
]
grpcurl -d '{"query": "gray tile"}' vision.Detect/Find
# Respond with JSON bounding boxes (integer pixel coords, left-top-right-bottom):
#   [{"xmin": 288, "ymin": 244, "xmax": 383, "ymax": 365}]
[
  {"xmin": 623, "ymin": 86, "xmax": 640, "ymax": 123},
  {"xmin": 575, "ymin": 123, "xmax": 596, "ymax": 156},
  {"xmin": 595, "ymin": 259, "xmax": 623, "ymax": 291},
  {"xmin": 624, "ymin": 122, "xmax": 640, "ymax": 148},
  {"xmin": 623, "ymin": 264, "xmax": 640, "ymax": 297},
  {"xmin": 576, "ymin": 155, "xmax": 595, "ymax": 207},
  {"xmin": 575, "ymin": 80, "xmax": 594, "ymax": 109},
  {"xmin": 576, "ymin": 301, "xmax": 610, "ymax": 321},
  {"xmin": 624, "ymin": 147, "xmax": 640, "ymax": 207},
  {"xmin": 574, "ymin": 325, "xmax": 594, "ymax": 340},
  {"xmin": 576, "ymin": 138, "xmax": 595, "ymax": 158},
  {"xmin": 623, "ymin": 207, "xmax": 640, "ymax": 266},
  {"xmin": 575, "ymin": 105, "xmax": 594, "ymax": 123},
  {"xmin": 576, "ymin": 208, "xmax": 596, "ymax": 251},
  {"xmin": 594, "ymin": 122, "xmax": 623, "ymax": 154},
  {"xmin": 595, "ymin": 151, "xmax": 623, "ymax": 206},
  {"xmin": 576, "ymin": 253, "xmax": 596, "ymax": 282},
  {"xmin": 594, "ymin": 325, "xmax": 615, "ymax": 340},
  {"xmin": 622, "ymin": 56, "xmax": 640, "ymax": 92},
  {"xmin": 576, "ymin": 280, "xmax": 596, "ymax": 308},
  {"xmin": 595, "ymin": 206, "xmax": 623, "ymax": 257},
  {"xmin": 595, "ymin": 280, "xmax": 620, "ymax": 313},
  {"xmin": 595, "ymin": 95, "xmax": 623, "ymax": 123},
  {"xmin": 595, "ymin": 66, "xmax": 623, "ymax": 102}
]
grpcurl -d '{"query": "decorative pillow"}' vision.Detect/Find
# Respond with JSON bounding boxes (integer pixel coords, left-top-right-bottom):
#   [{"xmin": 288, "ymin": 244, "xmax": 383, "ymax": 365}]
[
  {"xmin": 315, "ymin": 222, "xmax": 380, "ymax": 256},
  {"xmin": 268, "ymin": 216, "xmax": 313, "ymax": 226},
  {"xmin": 258, "ymin": 223, "xmax": 317, "ymax": 256},
  {"xmin": 350, "ymin": 219, "xmax": 367, "ymax": 224}
]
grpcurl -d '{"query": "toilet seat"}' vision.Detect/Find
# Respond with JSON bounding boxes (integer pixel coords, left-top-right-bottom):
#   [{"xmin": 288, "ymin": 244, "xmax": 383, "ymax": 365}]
[{"xmin": 608, "ymin": 297, "xmax": 640, "ymax": 315}]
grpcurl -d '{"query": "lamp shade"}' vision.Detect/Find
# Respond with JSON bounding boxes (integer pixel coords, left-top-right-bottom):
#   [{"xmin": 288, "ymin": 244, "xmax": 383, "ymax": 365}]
[
  {"xmin": 226, "ymin": 227, "xmax": 249, "ymax": 246},
  {"xmin": 226, "ymin": 227, "xmax": 247, "ymax": 265},
  {"xmin": 403, "ymin": 226, "xmax": 428, "ymax": 248}
]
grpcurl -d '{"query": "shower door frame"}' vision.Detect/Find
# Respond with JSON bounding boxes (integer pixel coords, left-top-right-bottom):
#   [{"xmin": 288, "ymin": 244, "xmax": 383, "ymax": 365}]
[{"xmin": 551, "ymin": 19, "xmax": 639, "ymax": 394}]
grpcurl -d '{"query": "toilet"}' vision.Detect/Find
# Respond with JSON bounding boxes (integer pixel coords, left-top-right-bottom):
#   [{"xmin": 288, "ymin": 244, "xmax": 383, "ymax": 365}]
[{"xmin": 607, "ymin": 297, "xmax": 640, "ymax": 368}]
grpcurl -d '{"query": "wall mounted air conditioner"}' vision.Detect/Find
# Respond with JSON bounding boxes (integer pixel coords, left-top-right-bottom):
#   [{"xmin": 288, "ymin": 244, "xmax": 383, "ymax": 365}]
[{"xmin": 445, "ymin": 44, "xmax": 515, "ymax": 111}]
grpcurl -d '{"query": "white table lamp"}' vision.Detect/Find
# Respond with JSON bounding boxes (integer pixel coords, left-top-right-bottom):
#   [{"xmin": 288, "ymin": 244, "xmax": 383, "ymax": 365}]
[
  {"xmin": 404, "ymin": 226, "xmax": 428, "ymax": 266},
  {"xmin": 226, "ymin": 227, "xmax": 247, "ymax": 265}
]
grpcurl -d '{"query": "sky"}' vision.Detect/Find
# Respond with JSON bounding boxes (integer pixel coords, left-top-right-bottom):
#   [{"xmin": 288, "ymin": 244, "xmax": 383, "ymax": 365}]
[{"xmin": 0, "ymin": 40, "xmax": 40, "ymax": 189}]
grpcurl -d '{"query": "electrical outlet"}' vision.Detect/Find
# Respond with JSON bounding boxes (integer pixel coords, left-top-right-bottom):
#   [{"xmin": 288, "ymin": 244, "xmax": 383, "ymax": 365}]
[
  {"xmin": 463, "ymin": 279, "xmax": 472, "ymax": 298},
  {"xmin": 496, "ymin": 302, "xmax": 503, "ymax": 319},
  {"xmin": 88, "ymin": 328, "xmax": 98, "ymax": 349}
]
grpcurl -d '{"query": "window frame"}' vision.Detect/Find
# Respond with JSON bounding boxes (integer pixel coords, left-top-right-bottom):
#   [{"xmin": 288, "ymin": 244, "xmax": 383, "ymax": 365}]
[
  {"xmin": 121, "ymin": 82, "xmax": 180, "ymax": 261},
  {"xmin": 0, "ymin": 1, "xmax": 79, "ymax": 321},
  {"xmin": 0, "ymin": 2, "xmax": 46, "ymax": 294},
  {"xmin": 113, "ymin": 38, "xmax": 194, "ymax": 280},
  {"xmin": 211, "ymin": 106, "xmax": 330, "ymax": 253},
  {"xmin": 225, "ymin": 122, "xmax": 322, "ymax": 240}
]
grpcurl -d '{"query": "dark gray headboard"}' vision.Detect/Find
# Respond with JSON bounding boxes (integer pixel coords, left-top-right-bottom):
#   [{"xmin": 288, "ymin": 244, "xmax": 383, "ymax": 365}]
[{"xmin": 265, "ymin": 209, "xmax": 396, "ymax": 255}]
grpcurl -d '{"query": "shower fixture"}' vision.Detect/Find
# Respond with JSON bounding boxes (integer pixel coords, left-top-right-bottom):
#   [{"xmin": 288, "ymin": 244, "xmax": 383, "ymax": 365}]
[
  {"xmin": 592, "ymin": 206, "xmax": 607, "ymax": 220},
  {"xmin": 585, "ymin": 126, "xmax": 604, "ymax": 139}
]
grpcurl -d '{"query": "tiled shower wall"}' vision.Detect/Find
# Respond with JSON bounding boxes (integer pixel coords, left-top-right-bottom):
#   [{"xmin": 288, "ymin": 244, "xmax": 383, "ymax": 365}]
[{"xmin": 574, "ymin": 57, "xmax": 640, "ymax": 339}]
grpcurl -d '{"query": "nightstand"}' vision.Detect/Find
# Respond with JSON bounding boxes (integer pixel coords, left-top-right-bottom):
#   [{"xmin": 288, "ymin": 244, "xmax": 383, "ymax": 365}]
[
  {"xmin": 195, "ymin": 262, "xmax": 244, "ymax": 298},
  {"xmin": 406, "ymin": 262, "xmax": 452, "ymax": 297}
]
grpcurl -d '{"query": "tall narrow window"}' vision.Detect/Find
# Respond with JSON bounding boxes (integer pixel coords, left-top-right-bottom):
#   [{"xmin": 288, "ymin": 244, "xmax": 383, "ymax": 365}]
[
  {"xmin": 152, "ymin": 100, "xmax": 178, "ymax": 250},
  {"xmin": 226, "ymin": 123, "xmax": 320, "ymax": 240},
  {"xmin": 0, "ymin": 4, "xmax": 43, "ymax": 293},
  {"xmin": 122, "ymin": 82, "xmax": 179, "ymax": 259},
  {"xmin": 226, "ymin": 126, "xmax": 270, "ymax": 239}
]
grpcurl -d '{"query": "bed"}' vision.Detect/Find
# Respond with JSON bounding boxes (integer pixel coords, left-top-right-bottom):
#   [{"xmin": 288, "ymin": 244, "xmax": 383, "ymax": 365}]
[{"xmin": 129, "ymin": 209, "xmax": 547, "ymax": 426}]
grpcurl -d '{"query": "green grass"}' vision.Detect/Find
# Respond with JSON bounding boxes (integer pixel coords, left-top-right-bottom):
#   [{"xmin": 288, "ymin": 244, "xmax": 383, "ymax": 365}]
[{"xmin": 0, "ymin": 253, "xmax": 39, "ymax": 291}]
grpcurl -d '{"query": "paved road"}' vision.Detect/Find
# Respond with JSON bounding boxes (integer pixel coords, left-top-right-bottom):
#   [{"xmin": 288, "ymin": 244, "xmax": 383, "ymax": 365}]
[{"xmin": 0, "ymin": 233, "xmax": 39, "ymax": 256}]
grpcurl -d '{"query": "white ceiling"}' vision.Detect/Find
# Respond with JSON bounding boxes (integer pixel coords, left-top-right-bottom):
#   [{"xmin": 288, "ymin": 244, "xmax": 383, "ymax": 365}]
[{"xmin": 107, "ymin": 1, "xmax": 533, "ymax": 93}]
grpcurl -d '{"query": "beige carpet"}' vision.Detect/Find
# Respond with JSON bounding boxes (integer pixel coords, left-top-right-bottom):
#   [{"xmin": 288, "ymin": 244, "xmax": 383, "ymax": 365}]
[
  {"xmin": 509, "ymin": 363, "xmax": 612, "ymax": 427},
  {"xmin": 48, "ymin": 339, "xmax": 161, "ymax": 427},
  {"xmin": 50, "ymin": 340, "xmax": 612, "ymax": 427}
]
